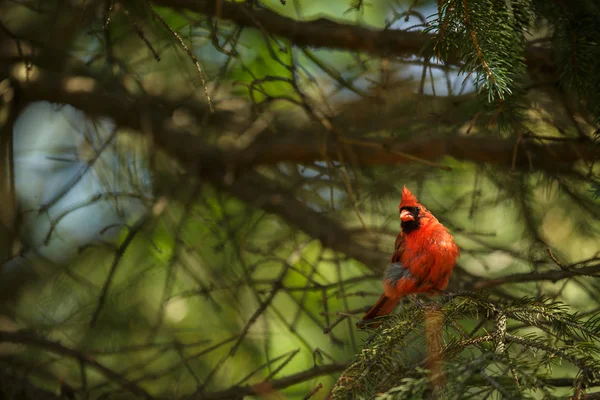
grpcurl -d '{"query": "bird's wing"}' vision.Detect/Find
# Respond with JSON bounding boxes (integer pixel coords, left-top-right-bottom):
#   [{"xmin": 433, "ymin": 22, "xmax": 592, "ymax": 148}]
[
  {"xmin": 392, "ymin": 232, "xmax": 405, "ymax": 262},
  {"xmin": 385, "ymin": 233, "xmax": 411, "ymax": 285}
]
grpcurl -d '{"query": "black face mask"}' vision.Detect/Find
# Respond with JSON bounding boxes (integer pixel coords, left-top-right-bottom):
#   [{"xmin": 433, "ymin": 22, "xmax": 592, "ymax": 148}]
[{"xmin": 400, "ymin": 206, "xmax": 421, "ymax": 233}]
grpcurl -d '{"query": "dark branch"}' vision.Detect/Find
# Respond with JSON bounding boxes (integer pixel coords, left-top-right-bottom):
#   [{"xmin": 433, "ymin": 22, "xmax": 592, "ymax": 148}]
[
  {"xmin": 237, "ymin": 133, "xmax": 598, "ymax": 174},
  {"xmin": 8, "ymin": 66, "xmax": 596, "ymax": 176},
  {"xmin": 474, "ymin": 261, "xmax": 600, "ymax": 289},
  {"xmin": 0, "ymin": 369, "xmax": 64, "ymax": 400},
  {"xmin": 6, "ymin": 64, "xmax": 597, "ymax": 272},
  {"xmin": 0, "ymin": 330, "xmax": 154, "ymax": 399},
  {"xmin": 152, "ymin": 0, "xmax": 554, "ymax": 72},
  {"xmin": 196, "ymin": 363, "xmax": 347, "ymax": 400},
  {"xmin": 210, "ymin": 171, "xmax": 387, "ymax": 269}
]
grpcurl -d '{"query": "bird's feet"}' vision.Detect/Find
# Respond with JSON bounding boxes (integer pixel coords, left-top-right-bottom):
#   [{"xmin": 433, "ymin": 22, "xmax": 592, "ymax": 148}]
[
  {"xmin": 411, "ymin": 295, "xmax": 426, "ymax": 308},
  {"xmin": 411, "ymin": 295, "xmax": 441, "ymax": 311}
]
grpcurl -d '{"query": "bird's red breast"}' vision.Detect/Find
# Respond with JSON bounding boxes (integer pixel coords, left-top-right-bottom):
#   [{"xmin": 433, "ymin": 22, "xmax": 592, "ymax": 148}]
[{"xmin": 359, "ymin": 186, "xmax": 459, "ymax": 327}]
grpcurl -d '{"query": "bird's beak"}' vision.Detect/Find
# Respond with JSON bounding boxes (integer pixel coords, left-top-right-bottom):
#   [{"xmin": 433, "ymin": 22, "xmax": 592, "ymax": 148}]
[{"xmin": 400, "ymin": 209, "xmax": 414, "ymax": 222}]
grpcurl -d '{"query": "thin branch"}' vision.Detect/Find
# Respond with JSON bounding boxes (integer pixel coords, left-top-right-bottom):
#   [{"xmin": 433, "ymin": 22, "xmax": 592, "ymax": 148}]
[
  {"xmin": 38, "ymin": 127, "xmax": 118, "ymax": 214},
  {"xmin": 195, "ymin": 363, "xmax": 347, "ymax": 400},
  {"xmin": 153, "ymin": 0, "xmax": 552, "ymax": 71},
  {"xmin": 6, "ymin": 64, "xmax": 597, "ymax": 276},
  {"xmin": 474, "ymin": 262, "xmax": 600, "ymax": 289},
  {"xmin": 0, "ymin": 330, "xmax": 154, "ymax": 399},
  {"xmin": 7, "ymin": 65, "xmax": 596, "ymax": 176},
  {"xmin": 90, "ymin": 215, "xmax": 150, "ymax": 327},
  {"xmin": 210, "ymin": 171, "xmax": 386, "ymax": 270},
  {"xmin": 149, "ymin": 6, "xmax": 213, "ymax": 112},
  {"xmin": 236, "ymin": 133, "xmax": 598, "ymax": 174}
]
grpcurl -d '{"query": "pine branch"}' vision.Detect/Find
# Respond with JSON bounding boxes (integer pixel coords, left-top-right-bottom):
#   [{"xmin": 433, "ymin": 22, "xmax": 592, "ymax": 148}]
[{"xmin": 331, "ymin": 293, "xmax": 600, "ymax": 399}]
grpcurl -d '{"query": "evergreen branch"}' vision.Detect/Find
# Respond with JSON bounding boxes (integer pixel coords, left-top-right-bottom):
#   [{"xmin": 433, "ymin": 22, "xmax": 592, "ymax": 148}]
[
  {"xmin": 506, "ymin": 306, "xmax": 600, "ymax": 343},
  {"xmin": 337, "ymin": 293, "xmax": 600, "ymax": 398},
  {"xmin": 461, "ymin": 0, "xmax": 496, "ymax": 87},
  {"xmin": 430, "ymin": 0, "xmax": 533, "ymax": 103},
  {"xmin": 505, "ymin": 333, "xmax": 600, "ymax": 383}
]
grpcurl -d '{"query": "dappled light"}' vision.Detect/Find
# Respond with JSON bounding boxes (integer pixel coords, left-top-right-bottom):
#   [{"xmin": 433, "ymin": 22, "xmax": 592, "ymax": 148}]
[{"xmin": 0, "ymin": 0, "xmax": 599, "ymax": 399}]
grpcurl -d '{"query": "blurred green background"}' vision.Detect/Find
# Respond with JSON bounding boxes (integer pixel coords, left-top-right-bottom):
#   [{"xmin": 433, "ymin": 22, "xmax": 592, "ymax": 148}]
[{"xmin": 0, "ymin": 0, "xmax": 599, "ymax": 399}]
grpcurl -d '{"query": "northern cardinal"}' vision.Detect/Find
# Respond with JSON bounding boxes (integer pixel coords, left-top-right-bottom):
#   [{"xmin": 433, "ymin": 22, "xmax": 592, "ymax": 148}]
[{"xmin": 359, "ymin": 186, "xmax": 459, "ymax": 327}]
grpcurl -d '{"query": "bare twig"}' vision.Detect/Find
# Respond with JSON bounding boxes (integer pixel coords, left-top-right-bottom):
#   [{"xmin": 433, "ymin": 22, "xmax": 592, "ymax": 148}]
[
  {"xmin": 474, "ymin": 260, "xmax": 600, "ymax": 289},
  {"xmin": 149, "ymin": 6, "xmax": 213, "ymax": 112},
  {"xmin": 90, "ymin": 215, "xmax": 150, "ymax": 327},
  {"xmin": 195, "ymin": 364, "xmax": 347, "ymax": 400},
  {"xmin": 303, "ymin": 382, "xmax": 324, "ymax": 400}
]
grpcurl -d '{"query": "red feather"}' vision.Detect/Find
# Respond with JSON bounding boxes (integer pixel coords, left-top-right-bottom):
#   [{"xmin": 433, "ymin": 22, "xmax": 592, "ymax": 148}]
[{"xmin": 359, "ymin": 186, "xmax": 459, "ymax": 328}]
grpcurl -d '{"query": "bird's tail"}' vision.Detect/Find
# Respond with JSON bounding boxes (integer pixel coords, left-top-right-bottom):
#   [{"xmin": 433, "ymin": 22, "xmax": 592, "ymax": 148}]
[{"xmin": 357, "ymin": 294, "xmax": 401, "ymax": 328}]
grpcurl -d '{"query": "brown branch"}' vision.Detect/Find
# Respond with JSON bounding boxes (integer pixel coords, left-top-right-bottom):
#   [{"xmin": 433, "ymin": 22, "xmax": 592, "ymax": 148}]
[
  {"xmin": 474, "ymin": 263, "xmax": 600, "ymax": 289},
  {"xmin": 8, "ymin": 65, "xmax": 597, "ymax": 175},
  {"xmin": 155, "ymin": 0, "xmax": 428, "ymax": 59},
  {"xmin": 0, "ymin": 75, "xmax": 21, "ymax": 263},
  {"xmin": 0, "ymin": 330, "xmax": 154, "ymax": 399},
  {"xmin": 210, "ymin": 171, "xmax": 387, "ymax": 270},
  {"xmin": 152, "ymin": 0, "xmax": 553, "ymax": 72},
  {"xmin": 236, "ymin": 133, "xmax": 599, "ymax": 174},
  {"xmin": 570, "ymin": 392, "xmax": 600, "ymax": 400},
  {"xmin": 6, "ymin": 63, "xmax": 597, "ymax": 270},
  {"xmin": 0, "ymin": 370, "xmax": 64, "ymax": 400},
  {"xmin": 196, "ymin": 363, "xmax": 346, "ymax": 400},
  {"xmin": 303, "ymin": 383, "xmax": 324, "ymax": 400}
]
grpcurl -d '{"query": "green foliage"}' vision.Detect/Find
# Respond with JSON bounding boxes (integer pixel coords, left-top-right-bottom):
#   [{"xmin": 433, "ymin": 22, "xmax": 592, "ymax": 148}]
[
  {"xmin": 535, "ymin": 0, "xmax": 600, "ymax": 123},
  {"xmin": 429, "ymin": 0, "xmax": 600, "ymax": 123},
  {"xmin": 428, "ymin": 0, "xmax": 534, "ymax": 103},
  {"xmin": 330, "ymin": 293, "xmax": 600, "ymax": 399},
  {"xmin": 591, "ymin": 182, "xmax": 600, "ymax": 200},
  {"xmin": 2, "ymin": 0, "xmax": 600, "ymax": 398}
]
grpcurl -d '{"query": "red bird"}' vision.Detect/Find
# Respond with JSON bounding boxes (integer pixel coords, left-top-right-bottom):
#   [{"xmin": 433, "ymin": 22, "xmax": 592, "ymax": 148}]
[{"xmin": 359, "ymin": 186, "xmax": 460, "ymax": 327}]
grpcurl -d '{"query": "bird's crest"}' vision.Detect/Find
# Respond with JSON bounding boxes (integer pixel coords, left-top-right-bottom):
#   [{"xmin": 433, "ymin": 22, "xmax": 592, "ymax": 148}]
[{"xmin": 399, "ymin": 186, "xmax": 419, "ymax": 208}]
